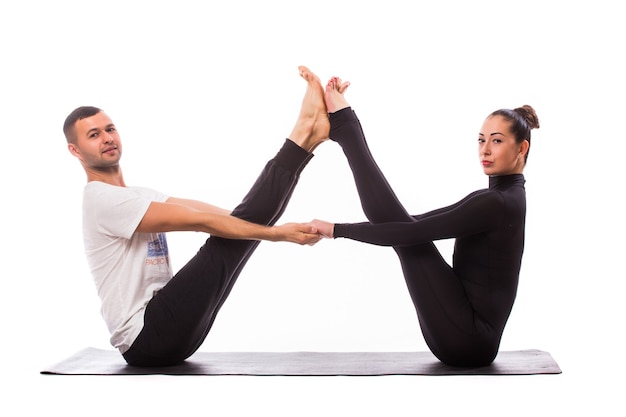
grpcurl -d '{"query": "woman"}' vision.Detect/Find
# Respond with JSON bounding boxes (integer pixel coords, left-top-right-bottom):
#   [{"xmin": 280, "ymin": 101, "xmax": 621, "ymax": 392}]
[{"xmin": 312, "ymin": 77, "xmax": 540, "ymax": 366}]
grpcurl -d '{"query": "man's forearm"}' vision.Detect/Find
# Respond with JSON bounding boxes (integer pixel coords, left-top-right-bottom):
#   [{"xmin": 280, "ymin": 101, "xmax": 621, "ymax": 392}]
[{"xmin": 195, "ymin": 211, "xmax": 278, "ymax": 241}]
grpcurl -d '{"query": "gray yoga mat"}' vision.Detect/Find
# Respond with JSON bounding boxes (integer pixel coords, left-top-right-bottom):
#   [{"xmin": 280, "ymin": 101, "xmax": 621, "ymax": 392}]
[{"xmin": 41, "ymin": 347, "xmax": 561, "ymax": 376}]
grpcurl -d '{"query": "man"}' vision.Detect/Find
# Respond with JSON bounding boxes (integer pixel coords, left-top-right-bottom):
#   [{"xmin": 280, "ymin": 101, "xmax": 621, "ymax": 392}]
[{"xmin": 65, "ymin": 66, "xmax": 327, "ymax": 366}]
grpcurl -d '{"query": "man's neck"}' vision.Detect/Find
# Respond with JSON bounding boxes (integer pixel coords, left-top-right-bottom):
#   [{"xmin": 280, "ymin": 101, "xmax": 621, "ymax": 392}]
[{"xmin": 85, "ymin": 167, "xmax": 126, "ymax": 187}]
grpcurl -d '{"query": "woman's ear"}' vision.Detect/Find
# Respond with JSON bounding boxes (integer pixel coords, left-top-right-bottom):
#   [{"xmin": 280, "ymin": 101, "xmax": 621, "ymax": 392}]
[{"xmin": 520, "ymin": 139, "xmax": 530, "ymax": 157}]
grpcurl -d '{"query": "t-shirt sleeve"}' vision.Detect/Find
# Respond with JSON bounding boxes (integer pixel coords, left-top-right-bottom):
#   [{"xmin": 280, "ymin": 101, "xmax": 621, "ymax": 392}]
[{"xmin": 85, "ymin": 184, "xmax": 169, "ymax": 240}]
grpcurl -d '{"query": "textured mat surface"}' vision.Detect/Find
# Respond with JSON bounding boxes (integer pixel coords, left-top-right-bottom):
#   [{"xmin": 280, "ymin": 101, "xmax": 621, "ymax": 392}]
[{"xmin": 41, "ymin": 348, "xmax": 561, "ymax": 376}]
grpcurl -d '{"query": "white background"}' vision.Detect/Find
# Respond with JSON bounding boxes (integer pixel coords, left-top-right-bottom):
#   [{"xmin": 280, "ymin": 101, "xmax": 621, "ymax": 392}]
[{"xmin": 1, "ymin": 0, "xmax": 624, "ymax": 415}]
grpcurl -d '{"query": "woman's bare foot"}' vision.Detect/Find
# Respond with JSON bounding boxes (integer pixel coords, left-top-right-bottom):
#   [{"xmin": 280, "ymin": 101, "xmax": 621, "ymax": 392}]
[
  {"xmin": 288, "ymin": 66, "xmax": 330, "ymax": 153},
  {"xmin": 324, "ymin": 76, "xmax": 351, "ymax": 113}
]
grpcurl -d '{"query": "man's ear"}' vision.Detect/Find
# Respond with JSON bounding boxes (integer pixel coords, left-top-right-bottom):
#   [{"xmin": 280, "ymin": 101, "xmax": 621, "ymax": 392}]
[{"xmin": 68, "ymin": 143, "xmax": 80, "ymax": 158}]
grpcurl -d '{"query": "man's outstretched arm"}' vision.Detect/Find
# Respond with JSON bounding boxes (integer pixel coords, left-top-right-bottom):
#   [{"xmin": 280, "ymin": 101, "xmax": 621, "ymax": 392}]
[
  {"xmin": 136, "ymin": 201, "xmax": 319, "ymax": 245},
  {"xmin": 166, "ymin": 197, "xmax": 231, "ymax": 216}
]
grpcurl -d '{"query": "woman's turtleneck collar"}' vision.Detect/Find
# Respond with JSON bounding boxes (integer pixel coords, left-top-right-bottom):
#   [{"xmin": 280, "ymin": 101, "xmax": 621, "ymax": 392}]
[{"xmin": 489, "ymin": 173, "xmax": 525, "ymax": 190}]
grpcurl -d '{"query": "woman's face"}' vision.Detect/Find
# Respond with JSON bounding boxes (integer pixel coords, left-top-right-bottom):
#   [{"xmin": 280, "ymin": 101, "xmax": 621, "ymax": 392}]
[{"xmin": 478, "ymin": 115, "xmax": 528, "ymax": 176}]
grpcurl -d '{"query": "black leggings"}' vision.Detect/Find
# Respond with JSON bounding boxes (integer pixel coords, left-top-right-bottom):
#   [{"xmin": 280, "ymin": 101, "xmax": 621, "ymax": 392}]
[
  {"xmin": 330, "ymin": 108, "xmax": 499, "ymax": 366},
  {"xmin": 123, "ymin": 140, "xmax": 312, "ymax": 366}
]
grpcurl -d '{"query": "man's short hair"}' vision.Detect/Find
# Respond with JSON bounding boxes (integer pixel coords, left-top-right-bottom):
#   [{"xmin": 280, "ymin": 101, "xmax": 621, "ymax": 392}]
[{"xmin": 63, "ymin": 106, "xmax": 102, "ymax": 144}]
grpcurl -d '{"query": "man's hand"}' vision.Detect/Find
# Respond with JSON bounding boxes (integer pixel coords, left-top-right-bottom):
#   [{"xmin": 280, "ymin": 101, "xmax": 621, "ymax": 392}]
[
  {"xmin": 273, "ymin": 223, "xmax": 322, "ymax": 246},
  {"xmin": 307, "ymin": 219, "xmax": 334, "ymax": 238}
]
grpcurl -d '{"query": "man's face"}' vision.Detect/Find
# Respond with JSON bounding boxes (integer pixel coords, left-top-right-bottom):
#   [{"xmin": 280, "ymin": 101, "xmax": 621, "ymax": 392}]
[{"xmin": 68, "ymin": 111, "xmax": 122, "ymax": 170}]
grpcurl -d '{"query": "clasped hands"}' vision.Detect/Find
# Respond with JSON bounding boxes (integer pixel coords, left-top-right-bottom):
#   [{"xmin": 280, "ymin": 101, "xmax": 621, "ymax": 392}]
[{"xmin": 273, "ymin": 219, "xmax": 334, "ymax": 246}]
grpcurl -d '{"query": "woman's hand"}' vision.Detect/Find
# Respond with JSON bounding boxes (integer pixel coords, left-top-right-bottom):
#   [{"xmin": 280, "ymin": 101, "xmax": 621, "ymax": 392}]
[{"xmin": 307, "ymin": 219, "xmax": 334, "ymax": 238}]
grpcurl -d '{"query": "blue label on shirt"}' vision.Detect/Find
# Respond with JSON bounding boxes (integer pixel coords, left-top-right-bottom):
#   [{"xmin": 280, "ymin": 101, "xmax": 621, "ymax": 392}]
[{"xmin": 148, "ymin": 233, "xmax": 169, "ymax": 257}]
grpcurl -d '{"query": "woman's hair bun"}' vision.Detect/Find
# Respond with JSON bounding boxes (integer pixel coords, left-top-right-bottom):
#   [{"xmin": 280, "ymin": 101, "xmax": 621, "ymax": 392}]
[{"xmin": 514, "ymin": 105, "xmax": 540, "ymax": 130}]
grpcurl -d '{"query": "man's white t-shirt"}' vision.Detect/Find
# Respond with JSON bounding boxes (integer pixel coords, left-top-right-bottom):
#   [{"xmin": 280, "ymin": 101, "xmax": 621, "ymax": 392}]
[{"xmin": 82, "ymin": 181, "xmax": 172, "ymax": 353}]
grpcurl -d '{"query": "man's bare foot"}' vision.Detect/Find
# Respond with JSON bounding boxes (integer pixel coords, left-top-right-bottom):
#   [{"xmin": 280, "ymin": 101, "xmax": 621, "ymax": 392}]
[
  {"xmin": 288, "ymin": 66, "xmax": 330, "ymax": 153},
  {"xmin": 324, "ymin": 76, "xmax": 351, "ymax": 113}
]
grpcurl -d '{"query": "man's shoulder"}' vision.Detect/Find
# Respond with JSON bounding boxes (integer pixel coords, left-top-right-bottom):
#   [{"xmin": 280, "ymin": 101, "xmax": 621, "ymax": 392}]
[
  {"xmin": 85, "ymin": 181, "xmax": 157, "ymax": 194},
  {"xmin": 84, "ymin": 182, "xmax": 168, "ymax": 205}
]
